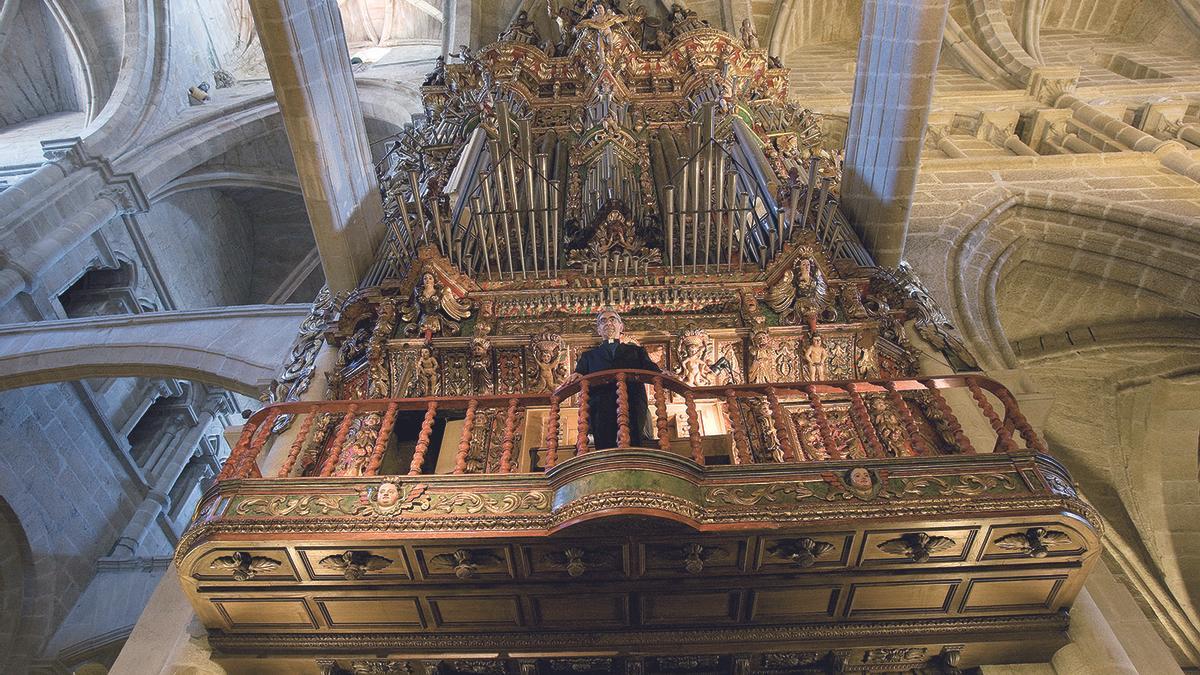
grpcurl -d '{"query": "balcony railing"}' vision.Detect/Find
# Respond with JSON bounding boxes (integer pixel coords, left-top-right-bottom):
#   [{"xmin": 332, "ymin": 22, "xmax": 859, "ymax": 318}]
[{"xmin": 217, "ymin": 371, "xmax": 1049, "ymax": 482}]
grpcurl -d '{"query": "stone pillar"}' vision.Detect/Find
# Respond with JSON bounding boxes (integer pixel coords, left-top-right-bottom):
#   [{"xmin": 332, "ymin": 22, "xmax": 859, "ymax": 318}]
[
  {"xmin": 249, "ymin": 0, "xmax": 386, "ymax": 292},
  {"xmin": 1004, "ymin": 134, "xmax": 1039, "ymax": 156},
  {"xmin": 840, "ymin": 0, "xmax": 950, "ymax": 266},
  {"xmin": 110, "ymin": 489, "xmax": 171, "ymax": 558},
  {"xmin": 1052, "ymin": 588, "xmax": 1139, "ymax": 674}
]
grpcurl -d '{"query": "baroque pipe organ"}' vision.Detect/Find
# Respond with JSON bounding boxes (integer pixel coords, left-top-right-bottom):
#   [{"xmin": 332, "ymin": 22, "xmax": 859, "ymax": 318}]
[{"xmin": 176, "ymin": 5, "xmax": 1100, "ymax": 673}]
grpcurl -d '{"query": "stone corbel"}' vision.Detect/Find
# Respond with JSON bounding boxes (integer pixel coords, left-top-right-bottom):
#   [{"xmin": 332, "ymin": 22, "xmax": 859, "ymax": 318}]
[
  {"xmin": 975, "ymin": 111, "xmax": 1021, "ymax": 146},
  {"xmin": 1025, "ymin": 66, "xmax": 1079, "ymax": 106},
  {"xmin": 98, "ymin": 173, "xmax": 151, "ymax": 215}
]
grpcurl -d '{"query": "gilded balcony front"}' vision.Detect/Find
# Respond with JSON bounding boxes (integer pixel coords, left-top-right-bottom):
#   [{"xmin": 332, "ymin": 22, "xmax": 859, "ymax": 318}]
[{"xmin": 176, "ymin": 373, "xmax": 1100, "ymax": 673}]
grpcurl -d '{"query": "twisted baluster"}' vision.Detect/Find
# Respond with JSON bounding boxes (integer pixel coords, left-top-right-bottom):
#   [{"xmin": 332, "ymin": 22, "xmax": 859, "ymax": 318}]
[
  {"xmin": 409, "ymin": 401, "xmax": 438, "ymax": 475},
  {"xmin": 575, "ymin": 379, "xmax": 590, "ymax": 456},
  {"xmin": 725, "ymin": 390, "xmax": 752, "ymax": 464},
  {"xmin": 453, "ymin": 399, "xmax": 478, "ymax": 475},
  {"xmin": 321, "ymin": 406, "xmax": 359, "ymax": 476},
  {"xmin": 804, "ymin": 386, "xmax": 842, "ymax": 460},
  {"xmin": 367, "ymin": 402, "xmax": 400, "ymax": 475},
  {"xmin": 967, "ymin": 378, "xmax": 1017, "ymax": 452},
  {"xmin": 993, "ymin": 387, "xmax": 1049, "ymax": 453},
  {"xmin": 847, "ymin": 387, "xmax": 886, "ymax": 459},
  {"xmin": 545, "ymin": 395, "xmax": 560, "ymax": 469},
  {"xmin": 278, "ymin": 412, "xmax": 316, "ymax": 477},
  {"xmin": 921, "ymin": 383, "xmax": 975, "ymax": 454},
  {"xmin": 219, "ymin": 420, "xmax": 257, "ymax": 480},
  {"xmin": 616, "ymin": 372, "xmax": 631, "ymax": 449},
  {"xmin": 249, "ymin": 412, "xmax": 279, "ymax": 474},
  {"xmin": 500, "ymin": 397, "xmax": 519, "ymax": 472},
  {"xmin": 653, "ymin": 377, "xmax": 671, "ymax": 452},
  {"xmin": 684, "ymin": 390, "xmax": 703, "ymax": 464},
  {"xmin": 766, "ymin": 386, "xmax": 798, "ymax": 462},
  {"xmin": 882, "ymin": 382, "xmax": 931, "ymax": 456}
]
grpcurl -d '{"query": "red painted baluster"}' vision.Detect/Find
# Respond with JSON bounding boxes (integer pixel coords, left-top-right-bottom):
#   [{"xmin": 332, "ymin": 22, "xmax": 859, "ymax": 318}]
[
  {"xmin": 500, "ymin": 397, "xmax": 519, "ymax": 472},
  {"xmin": 725, "ymin": 390, "xmax": 752, "ymax": 464},
  {"xmin": 320, "ymin": 405, "xmax": 359, "ymax": 476},
  {"xmin": 684, "ymin": 390, "xmax": 704, "ymax": 465},
  {"xmin": 409, "ymin": 401, "xmax": 438, "ymax": 475},
  {"xmin": 653, "ymin": 377, "xmax": 671, "ymax": 452},
  {"xmin": 616, "ymin": 372, "xmax": 631, "ymax": 449},
  {"xmin": 545, "ymin": 395, "xmax": 560, "ymax": 470},
  {"xmin": 804, "ymin": 385, "xmax": 842, "ymax": 461},
  {"xmin": 921, "ymin": 383, "xmax": 975, "ymax": 455},
  {"xmin": 367, "ymin": 402, "xmax": 399, "ymax": 475},
  {"xmin": 992, "ymin": 387, "xmax": 1049, "ymax": 454},
  {"xmin": 882, "ymin": 382, "xmax": 931, "ymax": 456},
  {"xmin": 967, "ymin": 378, "xmax": 1017, "ymax": 453},
  {"xmin": 766, "ymin": 386, "xmax": 798, "ymax": 462},
  {"xmin": 221, "ymin": 420, "xmax": 258, "ymax": 480},
  {"xmin": 575, "ymin": 379, "xmax": 590, "ymax": 456},
  {"xmin": 248, "ymin": 412, "xmax": 278, "ymax": 476},
  {"xmin": 278, "ymin": 412, "xmax": 316, "ymax": 477},
  {"xmin": 848, "ymin": 386, "xmax": 886, "ymax": 459},
  {"xmin": 453, "ymin": 399, "xmax": 478, "ymax": 475}
]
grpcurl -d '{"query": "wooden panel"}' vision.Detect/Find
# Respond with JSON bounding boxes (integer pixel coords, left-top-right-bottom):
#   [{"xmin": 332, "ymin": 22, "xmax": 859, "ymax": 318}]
[
  {"xmin": 522, "ymin": 542, "xmax": 627, "ymax": 579},
  {"xmin": 641, "ymin": 539, "xmax": 747, "ymax": 576},
  {"xmin": 531, "ymin": 593, "xmax": 629, "ymax": 627},
  {"xmin": 414, "ymin": 545, "xmax": 514, "ymax": 580},
  {"xmin": 190, "ymin": 548, "xmax": 298, "ymax": 582},
  {"xmin": 642, "ymin": 590, "xmax": 741, "ymax": 625},
  {"xmin": 315, "ymin": 596, "xmax": 424, "ymax": 628},
  {"xmin": 979, "ymin": 524, "xmax": 1088, "ymax": 561},
  {"xmin": 757, "ymin": 534, "xmax": 853, "ymax": 571},
  {"xmin": 213, "ymin": 598, "xmax": 316, "ymax": 629},
  {"xmin": 960, "ymin": 576, "xmax": 1067, "ymax": 612},
  {"xmin": 859, "ymin": 528, "xmax": 977, "ymax": 565},
  {"xmin": 749, "ymin": 586, "xmax": 839, "ymax": 621},
  {"xmin": 298, "ymin": 547, "xmax": 411, "ymax": 581},
  {"xmin": 846, "ymin": 580, "xmax": 958, "ymax": 617},
  {"xmin": 427, "ymin": 595, "xmax": 524, "ymax": 628}
]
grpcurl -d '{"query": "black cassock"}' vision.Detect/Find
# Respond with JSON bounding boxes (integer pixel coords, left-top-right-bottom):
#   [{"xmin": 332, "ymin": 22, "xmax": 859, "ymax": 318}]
[{"xmin": 572, "ymin": 340, "xmax": 661, "ymax": 449}]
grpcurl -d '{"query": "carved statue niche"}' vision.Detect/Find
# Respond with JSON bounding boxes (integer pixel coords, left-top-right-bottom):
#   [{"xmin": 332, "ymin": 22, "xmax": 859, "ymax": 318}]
[
  {"xmin": 748, "ymin": 329, "xmax": 785, "ymax": 383},
  {"xmin": 800, "ymin": 333, "xmax": 829, "ymax": 381},
  {"xmin": 399, "ymin": 270, "xmax": 472, "ymax": 338},
  {"xmin": 468, "ymin": 336, "xmax": 494, "ymax": 395},
  {"xmin": 766, "ymin": 247, "xmax": 826, "ymax": 327},
  {"xmin": 674, "ymin": 328, "xmax": 741, "ymax": 387},
  {"xmin": 414, "ymin": 343, "xmax": 441, "ymax": 397},
  {"xmin": 366, "ymin": 298, "xmax": 400, "ymax": 398},
  {"xmin": 839, "ymin": 282, "xmax": 869, "ymax": 320},
  {"xmin": 528, "ymin": 332, "xmax": 568, "ymax": 392}
]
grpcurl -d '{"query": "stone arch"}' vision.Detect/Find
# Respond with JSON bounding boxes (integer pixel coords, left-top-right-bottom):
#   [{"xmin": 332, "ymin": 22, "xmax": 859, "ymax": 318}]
[
  {"xmin": 0, "ymin": 305, "xmax": 308, "ymax": 396},
  {"xmin": 0, "ymin": 497, "xmax": 37, "ymax": 674},
  {"xmin": 939, "ymin": 188, "xmax": 1200, "ymax": 370}
]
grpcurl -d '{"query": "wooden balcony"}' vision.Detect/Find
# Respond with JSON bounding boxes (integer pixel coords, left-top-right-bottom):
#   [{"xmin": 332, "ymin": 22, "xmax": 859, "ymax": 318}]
[{"xmin": 175, "ymin": 372, "xmax": 1101, "ymax": 674}]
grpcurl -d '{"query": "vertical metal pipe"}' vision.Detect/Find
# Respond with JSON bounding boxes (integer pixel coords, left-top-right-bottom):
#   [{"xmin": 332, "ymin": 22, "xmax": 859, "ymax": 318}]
[
  {"xmin": 664, "ymin": 185, "xmax": 675, "ymax": 269},
  {"xmin": 471, "ymin": 195, "xmax": 492, "ymax": 277},
  {"xmin": 800, "ymin": 156, "xmax": 818, "ymax": 230},
  {"xmin": 409, "ymin": 171, "xmax": 431, "ymax": 248}
]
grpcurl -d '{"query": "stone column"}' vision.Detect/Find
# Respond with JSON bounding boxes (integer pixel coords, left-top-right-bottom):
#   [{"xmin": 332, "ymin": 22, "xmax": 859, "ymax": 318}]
[
  {"xmin": 1057, "ymin": 94, "xmax": 1200, "ymax": 182},
  {"xmin": 249, "ymin": 0, "xmax": 386, "ymax": 292},
  {"xmin": 840, "ymin": 0, "xmax": 951, "ymax": 266}
]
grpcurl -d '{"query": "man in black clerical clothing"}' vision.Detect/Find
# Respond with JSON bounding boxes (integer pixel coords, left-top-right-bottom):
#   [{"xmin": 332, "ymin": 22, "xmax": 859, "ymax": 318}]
[{"xmin": 563, "ymin": 308, "xmax": 660, "ymax": 449}]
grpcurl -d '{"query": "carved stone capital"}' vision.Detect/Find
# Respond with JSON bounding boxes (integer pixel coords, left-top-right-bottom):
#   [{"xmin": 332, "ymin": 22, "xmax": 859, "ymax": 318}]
[
  {"xmin": 98, "ymin": 174, "xmax": 150, "ymax": 215},
  {"xmin": 1026, "ymin": 66, "xmax": 1080, "ymax": 106}
]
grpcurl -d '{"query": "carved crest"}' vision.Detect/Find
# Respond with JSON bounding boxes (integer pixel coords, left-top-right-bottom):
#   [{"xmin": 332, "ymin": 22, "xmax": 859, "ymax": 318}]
[
  {"xmin": 317, "ymin": 550, "xmax": 394, "ymax": 580},
  {"xmin": 209, "ymin": 551, "xmax": 282, "ymax": 581},
  {"xmin": 528, "ymin": 332, "xmax": 568, "ymax": 392}
]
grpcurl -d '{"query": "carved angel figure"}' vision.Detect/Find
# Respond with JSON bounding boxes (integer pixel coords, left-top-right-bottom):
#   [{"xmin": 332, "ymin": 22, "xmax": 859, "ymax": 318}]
[
  {"xmin": 400, "ymin": 271, "xmax": 471, "ymax": 337},
  {"xmin": 528, "ymin": 332, "xmax": 568, "ymax": 392},
  {"xmin": 739, "ymin": 18, "xmax": 759, "ymax": 50},
  {"xmin": 469, "ymin": 336, "xmax": 494, "ymax": 394},
  {"xmin": 499, "ymin": 10, "xmax": 540, "ymax": 43}
]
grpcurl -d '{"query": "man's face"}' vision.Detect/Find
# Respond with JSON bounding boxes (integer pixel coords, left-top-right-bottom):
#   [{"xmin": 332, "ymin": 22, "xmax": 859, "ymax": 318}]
[
  {"xmin": 377, "ymin": 482, "xmax": 400, "ymax": 506},
  {"xmin": 596, "ymin": 311, "xmax": 624, "ymax": 340}
]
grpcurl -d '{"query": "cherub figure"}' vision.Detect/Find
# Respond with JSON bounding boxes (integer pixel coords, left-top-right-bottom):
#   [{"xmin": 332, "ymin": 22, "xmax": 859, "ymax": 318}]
[
  {"xmin": 529, "ymin": 332, "xmax": 568, "ymax": 392},
  {"xmin": 802, "ymin": 334, "xmax": 829, "ymax": 381},
  {"xmin": 739, "ymin": 18, "xmax": 759, "ymax": 50},
  {"xmin": 416, "ymin": 345, "xmax": 440, "ymax": 396}
]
